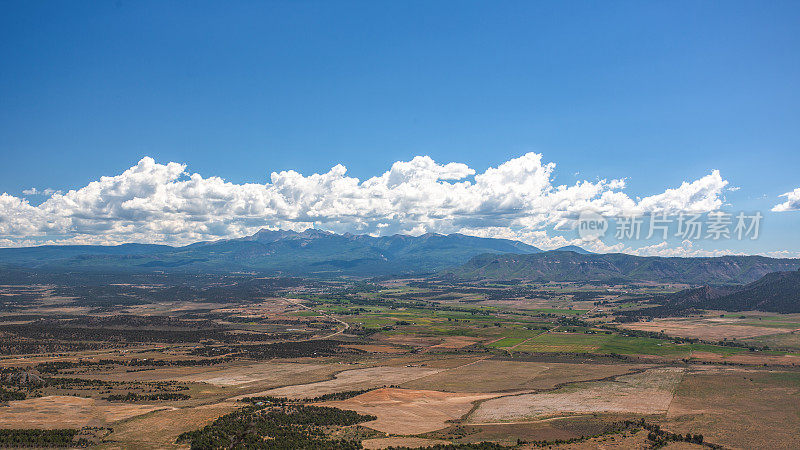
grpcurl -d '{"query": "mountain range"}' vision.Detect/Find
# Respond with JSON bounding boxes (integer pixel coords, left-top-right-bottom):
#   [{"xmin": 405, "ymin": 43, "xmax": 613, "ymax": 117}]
[
  {"xmin": 0, "ymin": 229, "xmax": 542, "ymax": 276},
  {"xmin": 449, "ymin": 251, "xmax": 800, "ymax": 285},
  {"xmin": 1, "ymin": 230, "xmax": 797, "ymax": 285}
]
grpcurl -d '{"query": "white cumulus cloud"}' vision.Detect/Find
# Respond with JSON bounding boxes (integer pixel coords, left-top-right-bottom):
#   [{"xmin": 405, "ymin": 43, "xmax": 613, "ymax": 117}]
[
  {"xmin": 22, "ymin": 187, "xmax": 62, "ymax": 196},
  {"xmin": 772, "ymin": 187, "xmax": 800, "ymax": 212},
  {"xmin": 0, "ymin": 153, "xmax": 731, "ymax": 247}
]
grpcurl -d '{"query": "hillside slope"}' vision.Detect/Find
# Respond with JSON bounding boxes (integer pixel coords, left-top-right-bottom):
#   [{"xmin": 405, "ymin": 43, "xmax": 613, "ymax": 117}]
[
  {"xmin": 449, "ymin": 251, "xmax": 800, "ymax": 284},
  {"xmin": 620, "ymin": 269, "xmax": 800, "ymax": 315},
  {"xmin": 693, "ymin": 269, "xmax": 800, "ymax": 313}
]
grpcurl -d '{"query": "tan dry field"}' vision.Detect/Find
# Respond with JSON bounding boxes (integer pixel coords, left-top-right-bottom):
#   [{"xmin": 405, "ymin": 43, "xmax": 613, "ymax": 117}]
[
  {"xmin": 379, "ymin": 354, "xmax": 486, "ymax": 369},
  {"xmin": 176, "ymin": 360, "xmax": 328, "ymax": 386},
  {"xmin": 239, "ymin": 365, "xmax": 441, "ymax": 399},
  {"xmin": 427, "ymin": 336, "xmax": 481, "ymax": 349},
  {"xmin": 102, "ymin": 401, "xmax": 241, "ymax": 449},
  {"xmin": 621, "ymin": 317, "xmax": 793, "ymax": 340},
  {"xmin": 690, "ymin": 351, "xmax": 800, "ymax": 366},
  {"xmin": 375, "ymin": 333, "xmax": 449, "ymax": 347},
  {"xmin": 468, "ymin": 367, "xmax": 684, "ymax": 423},
  {"xmin": 43, "ymin": 360, "xmax": 340, "ymax": 388},
  {"xmin": 402, "ymin": 359, "xmax": 647, "ymax": 393},
  {"xmin": 0, "ymin": 396, "xmax": 173, "ymax": 429},
  {"xmin": 361, "ymin": 437, "xmax": 452, "ymax": 449},
  {"xmin": 664, "ymin": 369, "xmax": 800, "ymax": 450},
  {"xmin": 323, "ymin": 387, "xmax": 499, "ymax": 434},
  {"xmin": 743, "ymin": 331, "xmax": 800, "ymax": 352}
]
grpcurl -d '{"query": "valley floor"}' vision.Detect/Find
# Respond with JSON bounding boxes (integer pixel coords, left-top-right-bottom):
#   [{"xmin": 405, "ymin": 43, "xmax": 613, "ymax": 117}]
[{"xmin": 0, "ymin": 276, "xmax": 798, "ymax": 448}]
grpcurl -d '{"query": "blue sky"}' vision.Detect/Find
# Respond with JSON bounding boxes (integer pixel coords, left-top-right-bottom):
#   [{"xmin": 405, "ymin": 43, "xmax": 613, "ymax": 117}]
[{"xmin": 0, "ymin": 1, "xmax": 798, "ymax": 255}]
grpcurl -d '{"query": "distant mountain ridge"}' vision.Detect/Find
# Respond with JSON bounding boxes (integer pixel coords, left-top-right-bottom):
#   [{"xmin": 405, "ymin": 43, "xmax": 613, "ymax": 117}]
[
  {"xmin": 449, "ymin": 251, "xmax": 800, "ymax": 285},
  {"xmin": 3, "ymin": 232, "xmax": 798, "ymax": 283},
  {"xmin": 553, "ymin": 245, "xmax": 593, "ymax": 254},
  {"xmin": 0, "ymin": 229, "xmax": 542, "ymax": 276}
]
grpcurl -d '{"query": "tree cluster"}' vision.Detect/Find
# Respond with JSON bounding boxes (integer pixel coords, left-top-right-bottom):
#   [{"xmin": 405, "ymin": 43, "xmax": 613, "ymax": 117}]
[
  {"xmin": 176, "ymin": 404, "xmax": 376, "ymax": 449},
  {"xmin": 0, "ymin": 429, "xmax": 88, "ymax": 448}
]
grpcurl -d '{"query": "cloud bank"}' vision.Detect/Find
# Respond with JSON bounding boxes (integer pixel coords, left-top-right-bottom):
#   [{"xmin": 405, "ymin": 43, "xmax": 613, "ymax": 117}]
[
  {"xmin": 0, "ymin": 153, "xmax": 729, "ymax": 249},
  {"xmin": 772, "ymin": 187, "xmax": 800, "ymax": 212}
]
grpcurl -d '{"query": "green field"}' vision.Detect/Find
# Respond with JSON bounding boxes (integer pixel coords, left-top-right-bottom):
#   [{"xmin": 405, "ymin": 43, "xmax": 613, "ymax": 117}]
[
  {"xmin": 598, "ymin": 335, "xmax": 692, "ymax": 357},
  {"xmin": 512, "ymin": 332, "xmax": 748, "ymax": 357},
  {"xmin": 514, "ymin": 332, "xmax": 610, "ymax": 353}
]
